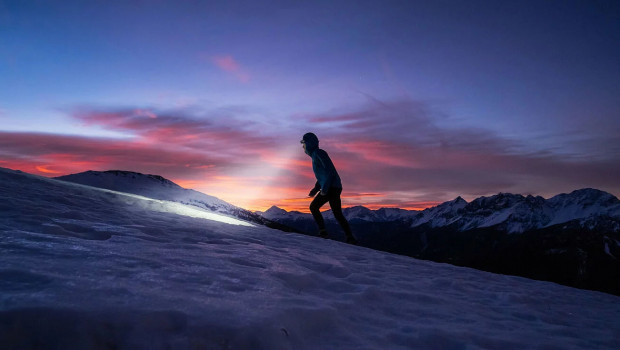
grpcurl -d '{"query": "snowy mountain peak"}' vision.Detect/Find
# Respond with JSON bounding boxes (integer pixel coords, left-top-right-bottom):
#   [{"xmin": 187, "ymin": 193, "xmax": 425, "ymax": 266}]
[
  {"xmin": 265, "ymin": 205, "xmax": 287, "ymax": 214},
  {"xmin": 375, "ymin": 207, "xmax": 420, "ymax": 221},
  {"xmin": 447, "ymin": 196, "xmax": 468, "ymax": 207},
  {"xmin": 466, "ymin": 192, "xmax": 525, "ymax": 211},
  {"xmin": 550, "ymin": 188, "xmax": 620, "ymax": 207},
  {"xmin": 265, "ymin": 205, "xmax": 288, "ymax": 216},
  {"xmin": 56, "ymin": 170, "xmax": 183, "ymax": 192},
  {"xmin": 453, "ymin": 195, "xmax": 466, "ymax": 203},
  {"xmin": 524, "ymin": 194, "xmax": 546, "ymax": 204},
  {"xmin": 544, "ymin": 188, "xmax": 620, "ymax": 227},
  {"xmin": 418, "ymin": 196, "xmax": 466, "ymax": 212},
  {"xmin": 409, "ymin": 196, "xmax": 469, "ymax": 228},
  {"xmin": 343, "ymin": 206, "xmax": 374, "ymax": 216}
]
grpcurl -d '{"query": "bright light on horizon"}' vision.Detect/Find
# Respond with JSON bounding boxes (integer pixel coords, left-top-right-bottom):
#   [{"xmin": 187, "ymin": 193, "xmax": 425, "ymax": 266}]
[
  {"xmin": 184, "ymin": 142, "xmax": 304, "ymax": 212},
  {"xmin": 68, "ymin": 181, "xmax": 256, "ymax": 227}
]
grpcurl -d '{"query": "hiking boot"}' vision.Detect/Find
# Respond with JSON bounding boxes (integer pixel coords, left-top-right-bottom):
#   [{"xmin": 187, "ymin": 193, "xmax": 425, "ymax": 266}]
[
  {"xmin": 346, "ymin": 235, "xmax": 358, "ymax": 245},
  {"xmin": 318, "ymin": 229, "xmax": 329, "ymax": 239}
]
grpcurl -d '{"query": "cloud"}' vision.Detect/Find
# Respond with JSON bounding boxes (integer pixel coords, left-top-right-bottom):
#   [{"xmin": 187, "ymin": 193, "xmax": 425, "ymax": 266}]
[
  {"xmin": 1, "ymin": 106, "xmax": 308, "ymax": 210},
  {"xmin": 210, "ymin": 55, "xmax": 251, "ymax": 83},
  {"xmin": 301, "ymin": 98, "xmax": 620, "ymax": 204},
  {"xmin": 35, "ymin": 165, "xmax": 62, "ymax": 174},
  {"xmin": 0, "ymin": 132, "xmax": 226, "ymax": 177},
  {"xmin": 73, "ymin": 107, "xmax": 274, "ymax": 159},
  {"xmin": 2, "ymin": 98, "xmax": 618, "ymax": 212}
]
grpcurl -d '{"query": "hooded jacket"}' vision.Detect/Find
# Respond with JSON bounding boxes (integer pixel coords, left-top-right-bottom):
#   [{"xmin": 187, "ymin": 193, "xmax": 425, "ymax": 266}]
[{"xmin": 303, "ymin": 133, "xmax": 342, "ymax": 193}]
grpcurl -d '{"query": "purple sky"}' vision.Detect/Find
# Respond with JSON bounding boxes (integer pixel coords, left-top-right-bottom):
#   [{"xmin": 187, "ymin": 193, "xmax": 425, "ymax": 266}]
[{"xmin": 1, "ymin": 0, "xmax": 619, "ymax": 211}]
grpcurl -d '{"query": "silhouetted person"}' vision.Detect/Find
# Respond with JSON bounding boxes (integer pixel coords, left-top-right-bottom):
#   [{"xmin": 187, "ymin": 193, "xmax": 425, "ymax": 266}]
[{"xmin": 301, "ymin": 132, "xmax": 357, "ymax": 244}]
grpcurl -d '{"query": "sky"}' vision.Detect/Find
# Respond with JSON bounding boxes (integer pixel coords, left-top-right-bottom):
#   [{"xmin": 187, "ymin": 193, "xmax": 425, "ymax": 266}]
[{"xmin": 1, "ymin": 0, "xmax": 619, "ymax": 212}]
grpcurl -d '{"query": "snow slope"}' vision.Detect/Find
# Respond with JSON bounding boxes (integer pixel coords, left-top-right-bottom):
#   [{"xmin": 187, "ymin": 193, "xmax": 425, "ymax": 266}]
[
  {"xmin": 2, "ymin": 167, "xmax": 620, "ymax": 349},
  {"xmin": 55, "ymin": 170, "xmax": 285, "ymax": 228},
  {"xmin": 56, "ymin": 170, "xmax": 239, "ymax": 214}
]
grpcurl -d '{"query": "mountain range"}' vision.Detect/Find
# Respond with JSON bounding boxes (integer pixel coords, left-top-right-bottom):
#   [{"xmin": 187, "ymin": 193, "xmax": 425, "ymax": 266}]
[
  {"xmin": 261, "ymin": 189, "xmax": 620, "ymax": 234},
  {"xmin": 261, "ymin": 190, "xmax": 620, "ymax": 296},
  {"xmin": 56, "ymin": 170, "xmax": 620, "ymax": 296}
]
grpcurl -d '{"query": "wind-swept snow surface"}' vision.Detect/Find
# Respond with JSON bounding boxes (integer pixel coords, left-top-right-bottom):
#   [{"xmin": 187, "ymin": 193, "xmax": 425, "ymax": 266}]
[{"xmin": 1, "ymin": 167, "xmax": 619, "ymax": 349}]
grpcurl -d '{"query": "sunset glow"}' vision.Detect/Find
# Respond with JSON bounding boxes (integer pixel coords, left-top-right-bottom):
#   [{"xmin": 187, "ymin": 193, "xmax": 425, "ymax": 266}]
[
  {"xmin": 34, "ymin": 166, "xmax": 62, "ymax": 174},
  {"xmin": 1, "ymin": 1, "xmax": 619, "ymax": 212}
]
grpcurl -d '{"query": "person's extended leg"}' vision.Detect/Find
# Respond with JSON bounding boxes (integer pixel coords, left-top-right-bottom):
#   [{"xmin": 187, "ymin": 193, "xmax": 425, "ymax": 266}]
[
  {"xmin": 310, "ymin": 193, "xmax": 330, "ymax": 237},
  {"xmin": 328, "ymin": 188, "xmax": 357, "ymax": 244}
]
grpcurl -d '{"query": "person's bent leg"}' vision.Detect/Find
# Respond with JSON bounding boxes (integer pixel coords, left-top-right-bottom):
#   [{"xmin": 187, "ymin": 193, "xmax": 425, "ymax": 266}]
[
  {"xmin": 328, "ymin": 188, "xmax": 356, "ymax": 243},
  {"xmin": 310, "ymin": 194, "xmax": 330, "ymax": 237}
]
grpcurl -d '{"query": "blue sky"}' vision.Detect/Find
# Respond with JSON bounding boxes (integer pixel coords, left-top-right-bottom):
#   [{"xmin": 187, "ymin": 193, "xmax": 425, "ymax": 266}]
[{"xmin": 1, "ymin": 0, "xmax": 619, "ymax": 210}]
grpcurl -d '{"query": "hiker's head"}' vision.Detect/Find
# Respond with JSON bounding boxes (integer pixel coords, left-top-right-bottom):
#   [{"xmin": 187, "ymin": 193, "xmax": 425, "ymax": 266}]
[{"xmin": 300, "ymin": 132, "xmax": 319, "ymax": 155}]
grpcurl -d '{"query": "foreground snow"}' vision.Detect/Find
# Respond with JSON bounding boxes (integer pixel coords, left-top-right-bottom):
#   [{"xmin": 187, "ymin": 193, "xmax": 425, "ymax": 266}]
[{"xmin": 1, "ymin": 168, "xmax": 619, "ymax": 349}]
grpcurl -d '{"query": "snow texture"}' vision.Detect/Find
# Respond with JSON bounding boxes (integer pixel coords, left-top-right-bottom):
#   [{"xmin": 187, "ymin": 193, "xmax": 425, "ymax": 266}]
[{"xmin": 2, "ymin": 167, "xmax": 620, "ymax": 349}]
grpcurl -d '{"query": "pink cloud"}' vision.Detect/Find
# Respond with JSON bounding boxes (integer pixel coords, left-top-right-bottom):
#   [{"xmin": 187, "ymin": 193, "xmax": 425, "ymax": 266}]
[
  {"xmin": 212, "ymin": 55, "xmax": 240, "ymax": 71},
  {"xmin": 0, "ymin": 132, "xmax": 225, "ymax": 177},
  {"xmin": 211, "ymin": 55, "xmax": 251, "ymax": 83},
  {"xmin": 73, "ymin": 107, "xmax": 272, "ymax": 159}
]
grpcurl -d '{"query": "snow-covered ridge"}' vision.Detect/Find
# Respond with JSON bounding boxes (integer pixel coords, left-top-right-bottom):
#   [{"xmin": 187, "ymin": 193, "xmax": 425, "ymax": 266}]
[
  {"xmin": 56, "ymin": 170, "xmax": 232, "ymax": 211},
  {"xmin": 6, "ymin": 168, "xmax": 252, "ymax": 227},
  {"xmin": 263, "ymin": 189, "xmax": 620, "ymax": 233},
  {"xmin": 58, "ymin": 170, "xmax": 183, "ymax": 189},
  {"xmin": 55, "ymin": 170, "xmax": 273, "ymax": 226}
]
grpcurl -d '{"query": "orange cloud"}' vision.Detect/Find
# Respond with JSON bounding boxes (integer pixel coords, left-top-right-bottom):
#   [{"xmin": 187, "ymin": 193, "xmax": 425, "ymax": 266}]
[{"xmin": 35, "ymin": 165, "xmax": 62, "ymax": 174}]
